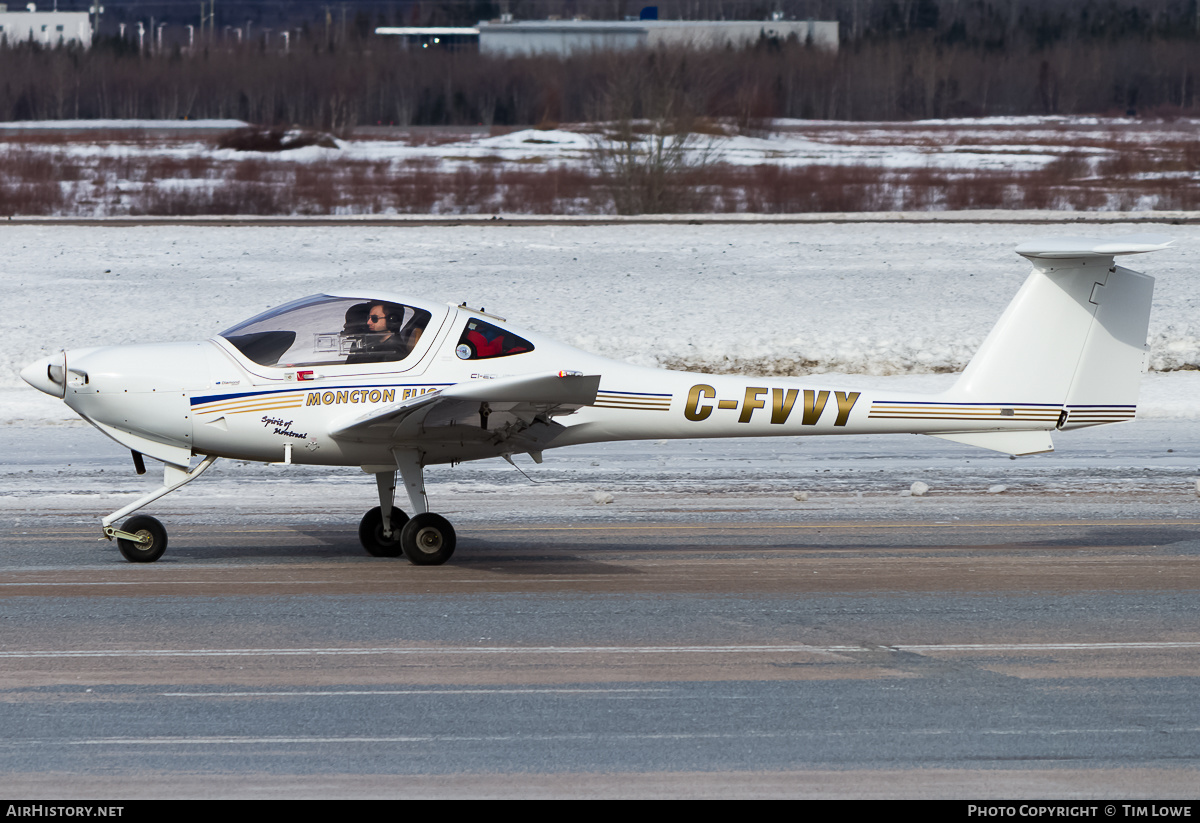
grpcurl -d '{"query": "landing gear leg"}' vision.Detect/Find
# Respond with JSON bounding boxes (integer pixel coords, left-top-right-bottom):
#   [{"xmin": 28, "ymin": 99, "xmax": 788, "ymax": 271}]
[
  {"xmin": 101, "ymin": 455, "xmax": 218, "ymax": 564},
  {"xmin": 393, "ymin": 449, "xmax": 456, "ymax": 566}
]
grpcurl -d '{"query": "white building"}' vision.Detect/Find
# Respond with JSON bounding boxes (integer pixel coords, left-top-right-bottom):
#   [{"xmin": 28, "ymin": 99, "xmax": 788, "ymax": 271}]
[
  {"xmin": 0, "ymin": 6, "xmax": 93, "ymax": 48},
  {"xmin": 476, "ymin": 19, "xmax": 838, "ymax": 56},
  {"xmin": 376, "ymin": 19, "xmax": 839, "ymax": 55}
]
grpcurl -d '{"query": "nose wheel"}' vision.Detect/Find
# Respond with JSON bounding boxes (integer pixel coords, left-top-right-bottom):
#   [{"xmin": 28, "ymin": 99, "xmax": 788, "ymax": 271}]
[{"xmin": 114, "ymin": 515, "xmax": 168, "ymax": 563}]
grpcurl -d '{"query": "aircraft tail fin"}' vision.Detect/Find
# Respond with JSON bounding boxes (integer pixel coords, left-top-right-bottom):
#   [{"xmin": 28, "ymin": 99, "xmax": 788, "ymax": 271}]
[{"xmin": 942, "ymin": 235, "xmax": 1170, "ymax": 444}]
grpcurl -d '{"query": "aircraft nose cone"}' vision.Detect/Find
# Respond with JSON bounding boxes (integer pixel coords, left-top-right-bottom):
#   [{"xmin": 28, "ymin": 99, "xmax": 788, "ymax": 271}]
[{"xmin": 21, "ymin": 352, "xmax": 66, "ymax": 399}]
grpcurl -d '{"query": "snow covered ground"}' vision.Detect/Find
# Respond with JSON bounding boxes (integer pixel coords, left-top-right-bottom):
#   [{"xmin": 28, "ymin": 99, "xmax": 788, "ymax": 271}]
[
  {"xmin": 2, "ymin": 220, "xmax": 1196, "ymax": 528},
  {"xmin": 5, "ymin": 116, "xmax": 1200, "ymax": 215},
  {"xmin": 5, "ymin": 115, "xmax": 1190, "ymax": 173}
]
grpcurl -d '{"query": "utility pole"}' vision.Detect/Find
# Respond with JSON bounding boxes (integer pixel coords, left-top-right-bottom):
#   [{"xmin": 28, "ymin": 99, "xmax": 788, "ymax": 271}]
[
  {"xmin": 204, "ymin": 0, "xmax": 215, "ymax": 42},
  {"xmin": 87, "ymin": 3, "xmax": 103, "ymax": 47},
  {"xmin": 199, "ymin": 0, "xmax": 215, "ymax": 43}
]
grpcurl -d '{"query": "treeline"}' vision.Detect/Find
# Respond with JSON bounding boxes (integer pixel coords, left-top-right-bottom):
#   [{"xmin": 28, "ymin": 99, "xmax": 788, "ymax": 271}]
[{"xmin": 2, "ymin": 33, "xmax": 1198, "ymax": 127}]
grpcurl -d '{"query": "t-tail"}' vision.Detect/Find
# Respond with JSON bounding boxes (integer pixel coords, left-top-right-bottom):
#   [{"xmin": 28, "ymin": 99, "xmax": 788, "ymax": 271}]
[{"xmin": 922, "ymin": 235, "xmax": 1173, "ymax": 457}]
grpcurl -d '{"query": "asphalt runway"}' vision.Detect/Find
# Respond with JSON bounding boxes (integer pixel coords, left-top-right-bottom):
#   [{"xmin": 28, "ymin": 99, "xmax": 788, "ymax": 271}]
[{"xmin": 2, "ymin": 517, "xmax": 1200, "ymax": 798}]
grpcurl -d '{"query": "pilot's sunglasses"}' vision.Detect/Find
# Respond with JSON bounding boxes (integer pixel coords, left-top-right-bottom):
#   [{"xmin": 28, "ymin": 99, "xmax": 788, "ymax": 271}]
[{"xmin": 369, "ymin": 315, "xmax": 386, "ymax": 322}]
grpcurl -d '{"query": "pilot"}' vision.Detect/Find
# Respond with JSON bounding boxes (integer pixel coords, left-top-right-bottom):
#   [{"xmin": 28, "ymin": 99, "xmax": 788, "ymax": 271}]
[
  {"xmin": 347, "ymin": 302, "xmax": 415, "ymax": 363},
  {"xmin": 366, "ymin": 303, "xmax": 398, "ymax": 345}
]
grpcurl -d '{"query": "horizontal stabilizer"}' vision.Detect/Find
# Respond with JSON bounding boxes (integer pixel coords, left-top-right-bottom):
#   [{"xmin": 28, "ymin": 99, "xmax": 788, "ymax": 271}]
[
  {"xmin": 1015, "ymin": 234, "xmax": 1174, "ymax": 261},
  {"xmin": 927, "ymin": 430, "xmax": 1054, "ymax": 456}
]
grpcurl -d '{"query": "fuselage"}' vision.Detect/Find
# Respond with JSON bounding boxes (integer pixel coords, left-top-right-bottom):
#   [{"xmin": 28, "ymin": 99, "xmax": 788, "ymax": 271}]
[{"xmin": 21, "ymin": 291, "xmax": 1077, "ymax": 470}]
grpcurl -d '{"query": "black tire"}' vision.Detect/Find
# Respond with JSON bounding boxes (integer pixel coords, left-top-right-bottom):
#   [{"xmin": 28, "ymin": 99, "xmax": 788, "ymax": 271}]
[
  {"xmin": 116, "ymin": 515, "xmax": 168, "ymax": 563},
  {"xmin": 400, "ymin": 513, "xmax": 456, "ymax": 566},
  {"xmin": 359, "ymin": 506, "xmax": 409, "ymax": 557}
]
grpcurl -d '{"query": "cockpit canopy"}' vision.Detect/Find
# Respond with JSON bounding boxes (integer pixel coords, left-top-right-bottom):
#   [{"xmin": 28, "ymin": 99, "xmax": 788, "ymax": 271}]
[{"xmin": 219, "ymin": 294, "xmax": 437, "ymax": 368}]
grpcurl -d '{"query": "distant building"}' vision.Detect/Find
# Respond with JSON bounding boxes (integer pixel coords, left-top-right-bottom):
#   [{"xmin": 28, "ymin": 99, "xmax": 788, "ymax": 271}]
[
  {"xmin": 476, "ymin": 19, "xmax": 838, "ymax": 56},
  {"xmin": 375, "ymin": 18, "xmax": 838, "ymax": 55},
  {"xmin": 373, "ymin": 26, "xmax": 480, "ymax": 52},
  {"xmin": 0, "ymin": 6, "xmax": 93, "ymax": 48}
]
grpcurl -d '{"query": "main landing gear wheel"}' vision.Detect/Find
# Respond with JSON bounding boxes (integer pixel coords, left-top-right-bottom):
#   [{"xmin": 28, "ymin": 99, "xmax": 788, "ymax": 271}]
[
  {"xmin": 359, "ymin": 506, "xmax": 410, "ymax": 557},
  {"xmin": 400, "ymin": 513, "xmax": 456, "ymax": 566},
  {"xmin": 116, "ymin": 515, "xmax": 168, "ymax": 563}
]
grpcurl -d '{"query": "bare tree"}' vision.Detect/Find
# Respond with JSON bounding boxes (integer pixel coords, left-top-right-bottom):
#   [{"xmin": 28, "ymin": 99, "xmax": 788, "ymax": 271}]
[{"xmin": 590, "ymin": 49, "xmax": 715, "ymax": 213}]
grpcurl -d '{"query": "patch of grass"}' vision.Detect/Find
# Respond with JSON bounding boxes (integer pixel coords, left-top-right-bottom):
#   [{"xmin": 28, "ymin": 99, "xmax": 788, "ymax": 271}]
[
  {"xmin": 130, "ymin": 182, "xmax": 293, "ymax": 215},
  {"xmin": 143, "ymin": 154, "xmax": 218, "ymax": 180}
]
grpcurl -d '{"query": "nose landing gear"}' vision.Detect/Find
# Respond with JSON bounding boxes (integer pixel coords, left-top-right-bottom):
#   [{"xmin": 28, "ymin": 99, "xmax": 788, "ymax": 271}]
[{"xmin": 101, "ymin": 455, "xmax": 218, "ymax": 563}]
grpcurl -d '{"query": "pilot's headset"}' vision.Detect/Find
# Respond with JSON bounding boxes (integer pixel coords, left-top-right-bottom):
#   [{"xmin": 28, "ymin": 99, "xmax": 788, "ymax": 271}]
[{"xmin": 381, "ymin": 303, "xmax": 407, "ymax": 332}]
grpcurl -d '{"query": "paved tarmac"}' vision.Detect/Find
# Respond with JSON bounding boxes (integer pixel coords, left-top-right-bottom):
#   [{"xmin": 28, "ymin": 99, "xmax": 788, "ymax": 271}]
[{"xmin": 2, "ymin": 516, "xmax": 1199, "ymax": 798}]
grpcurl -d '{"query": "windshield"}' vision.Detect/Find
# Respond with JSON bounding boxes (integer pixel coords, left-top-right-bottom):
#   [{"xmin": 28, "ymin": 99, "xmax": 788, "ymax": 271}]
[{"xmin": 220, "ymin": 295, "xmax": 434, "ymax": 367}]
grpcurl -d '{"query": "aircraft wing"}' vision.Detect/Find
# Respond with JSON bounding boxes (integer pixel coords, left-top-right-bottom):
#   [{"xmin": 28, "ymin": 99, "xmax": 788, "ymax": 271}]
[{"xmin": 326, "ymin": 371, "xmax": 601, "ymax": 451}]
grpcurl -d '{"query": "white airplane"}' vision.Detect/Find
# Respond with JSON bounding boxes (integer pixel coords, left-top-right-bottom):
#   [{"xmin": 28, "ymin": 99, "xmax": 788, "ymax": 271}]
[{"xmin": 21, "ymin": 235, "xmax": 1173, "ymax": 565}]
